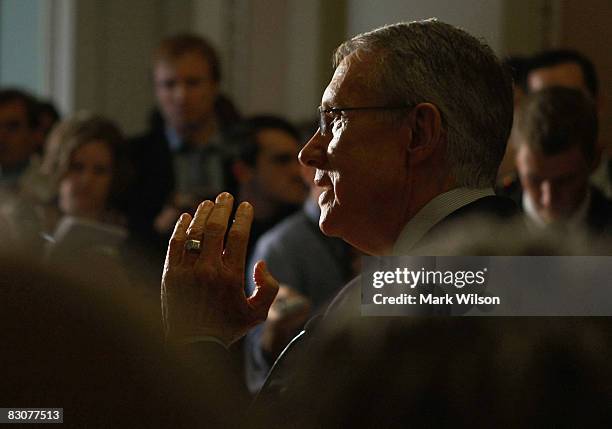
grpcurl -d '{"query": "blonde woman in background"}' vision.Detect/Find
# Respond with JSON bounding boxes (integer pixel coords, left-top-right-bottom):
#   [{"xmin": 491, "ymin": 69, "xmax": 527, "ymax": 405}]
[
  {"xmin": 22, "ymin": 113, "xmax": 130, "ymax": 233},
  {"xmin": 13, "ymin": 114, "xmax": 137, "ymax": 289}
]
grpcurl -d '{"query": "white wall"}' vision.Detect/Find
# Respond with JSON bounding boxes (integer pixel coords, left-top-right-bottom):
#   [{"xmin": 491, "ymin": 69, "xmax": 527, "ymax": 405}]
[
  {"xmin": 0, "ymin": 0, "xmax": 48, "ymax": 95},
  {"xmin": 284, "ymin": 0, "xmax": 321, "ymax": 121},
  {"xmin": 347, "ymin": 0, "xmax": 504, "ymax": 53},
  {"xmin": 192, "ymin": 0, "xmax": 322, "ymax": 124},
  {"xmin": 72, "ymin": 0, "xmax": 192, "ymax": 134}
]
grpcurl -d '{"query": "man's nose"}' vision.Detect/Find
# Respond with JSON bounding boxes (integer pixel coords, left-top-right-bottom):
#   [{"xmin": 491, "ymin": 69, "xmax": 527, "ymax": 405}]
[
  {"xmin": 539, "ymin": 181, "xmax": 553, "ymax": 208},
  {"xmin": 298, "ymin": 131, "xmax": 327, "ymax": 168},
  {"xmin": 172, "ymin": 83, "xmax": 187, "ymax": 101},
  {"xmin": 78, "ymin": 170, "xmax": 95, "ymax": 186}
]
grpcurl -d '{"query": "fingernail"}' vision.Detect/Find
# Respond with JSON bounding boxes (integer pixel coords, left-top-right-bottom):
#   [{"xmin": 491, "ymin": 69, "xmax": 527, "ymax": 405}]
[
  {"xmin": 253, "ymin": 261, "xmax": 265, "ymax": 283},
  {"xmin": 239, "ymin": 201, "xmax": 253, "ymax": 213},
  {"xmin": 200, "ymin": 200, "xmax": 214, "ymax": 209},
  {"xmin": 216, "ymin": 192, "xmax": 232, "ymax": 202},
  {"xmin": 174, "ymin": 213, "xmax": 190, "ymax": 232}
]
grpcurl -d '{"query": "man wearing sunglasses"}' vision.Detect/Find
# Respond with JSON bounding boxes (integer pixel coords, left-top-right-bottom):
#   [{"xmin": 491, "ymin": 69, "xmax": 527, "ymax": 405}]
[{"xmin": 161, "ymin": 19, "xmax": 518, "ymax": 426}]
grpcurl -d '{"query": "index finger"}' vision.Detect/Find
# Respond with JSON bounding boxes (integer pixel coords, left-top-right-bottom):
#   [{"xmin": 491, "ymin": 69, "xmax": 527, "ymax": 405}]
[
  {"xmin": 223, "ymin": 201, "xmax": 254, "ymax": 272},
  {"xmin": 199, "ymin": 192, "xmax": 234, "ymax": 263},
  {"xmin": 166, "ymin": 213, "xmax": 192, "ymax": 267}
]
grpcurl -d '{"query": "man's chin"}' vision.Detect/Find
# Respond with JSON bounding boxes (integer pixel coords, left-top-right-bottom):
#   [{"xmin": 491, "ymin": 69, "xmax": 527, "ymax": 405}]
[
  {"xmin": 317, "ymin": 192, "xmax": 343, "ymax": 235},
  {"xmin": 166, "ymin": 118, "xmax": 199, "ymax": 133},
  {"xmin": 318, "ymin": 224, "xmax": 337, "ymax": 238},
  {"xmin": 540, "ymin": 212, "xmax": 569, "ymax": 226},
  {"xmin": 318, "ymin": 213, "xmax": 338, "ymax": 238}
]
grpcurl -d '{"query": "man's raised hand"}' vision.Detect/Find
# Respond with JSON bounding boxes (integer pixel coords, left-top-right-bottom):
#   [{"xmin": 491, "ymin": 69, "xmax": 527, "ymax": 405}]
[{"xmin": 161, "ymin": 192, "xmax": 279, "ymax": 346}]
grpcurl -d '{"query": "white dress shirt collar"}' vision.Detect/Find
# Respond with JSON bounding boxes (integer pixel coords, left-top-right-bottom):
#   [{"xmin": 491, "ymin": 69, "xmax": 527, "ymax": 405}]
[{"xmin": 392, "ymin": 187, "xmax": 495, "ymax": 254}]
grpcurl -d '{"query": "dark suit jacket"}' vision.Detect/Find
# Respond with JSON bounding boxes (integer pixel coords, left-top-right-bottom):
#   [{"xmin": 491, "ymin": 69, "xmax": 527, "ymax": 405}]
[
  {"xmin": 498, "ymin": 177, "xmax": 612, "ymax": 235},
  {"xmin": 585, "ymin": 186, "xmax": 612, "ymax": 234},
  {"xmin": 125, "ymin": 112, "xmax": 175, "ymax": 245},
  {"xmin": 125, "ymin": 103, "xmax": 241, "ymax": 253}
]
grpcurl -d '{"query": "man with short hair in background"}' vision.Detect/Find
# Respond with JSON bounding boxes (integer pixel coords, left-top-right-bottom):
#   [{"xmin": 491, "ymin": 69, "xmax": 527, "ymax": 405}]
[
  {"xmin": 127, "ymin": 34, "xmax": 240, "ymax": 252},
  {"xmin": 526, "ymin": 48, "xmax": 612, "ymax": 198},
  {"xmin": 0, "ymin": 89, "xmax": 40, "ymax": 189},
  {"xmin": 513, "ymin": 86, "xmax": 612, "ymax": 235},
  {"xmin": 527, "ymin": 49, "xmax": 598, "ymax": 96},
  {"xmin": 228, "ymin": 115, "xmax": 307, "ymax": 257}
]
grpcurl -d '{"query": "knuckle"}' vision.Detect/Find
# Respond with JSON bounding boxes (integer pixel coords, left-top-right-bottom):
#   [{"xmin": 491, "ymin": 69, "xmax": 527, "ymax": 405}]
[
  {"xmin": 205, "ymin": 221, "xmax": 226, "ymax": 236},
  {"xmin": 169, "ymin": 236, "xmax": 184, "ymax": 248},
  {"xmin": 233, "ymin": 211, "xmax": 249, "ymax": 225},
  {"xmin": 227, "ymin": 228, "xmax": 246, "ymax": 243},
  {"xmin": 185, "ymin": 226, "xmax": 203, "ymax": 238}
]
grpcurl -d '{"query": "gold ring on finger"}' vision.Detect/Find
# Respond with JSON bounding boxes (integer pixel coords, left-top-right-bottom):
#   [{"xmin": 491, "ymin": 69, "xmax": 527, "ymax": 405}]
[{"xmin": 185, "ymin": 239, "xmax": 202, "ymax": 252}]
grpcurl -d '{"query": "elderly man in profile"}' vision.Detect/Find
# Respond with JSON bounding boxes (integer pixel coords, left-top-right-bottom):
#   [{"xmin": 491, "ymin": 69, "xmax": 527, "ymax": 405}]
[{"xmin": 161, "ymin": 19, "xmax": 516, "ymax": 425}]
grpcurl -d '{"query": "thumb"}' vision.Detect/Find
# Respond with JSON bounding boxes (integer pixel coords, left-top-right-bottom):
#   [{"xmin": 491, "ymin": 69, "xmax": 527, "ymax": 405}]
[{"xmin": 248, "ymin": 261, "xmax": 280, "ymax": 321}]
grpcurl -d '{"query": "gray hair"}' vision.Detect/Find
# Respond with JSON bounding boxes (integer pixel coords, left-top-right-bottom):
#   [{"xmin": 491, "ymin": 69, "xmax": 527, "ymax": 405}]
[{"xmin": 334, "ymin": 19, "xmax": 513, "ymax": 188}]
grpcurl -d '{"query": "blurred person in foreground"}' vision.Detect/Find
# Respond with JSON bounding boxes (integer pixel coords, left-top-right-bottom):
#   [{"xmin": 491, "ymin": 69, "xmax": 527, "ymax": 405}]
[
  {"xmin": 513, "ymin": 86, "xmax": 612, "ymax": 237},
  {"xmin": 126, "ymin": 34, "xmax": 240, "ymax": 254},
  {"xmin": 159, "ymin": 18, "xmax": 523, "ymax": 424},
  {"xmin": 4, "ymin": 220, "xmax": 612, "ymax": 427},
  {"xmin": 0, "ymin": 255, "xmax": 239, "ymax": 428}
]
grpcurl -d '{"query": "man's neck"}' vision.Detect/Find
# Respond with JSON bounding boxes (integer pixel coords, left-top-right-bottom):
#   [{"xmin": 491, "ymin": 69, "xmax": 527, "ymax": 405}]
[
  {"xmin": 392, "ymin": 186, "xmax": 496, "ymax": 254},
  {"xmin": 175, "ymin": 116, "xmax": 218, "ymax": 148}
]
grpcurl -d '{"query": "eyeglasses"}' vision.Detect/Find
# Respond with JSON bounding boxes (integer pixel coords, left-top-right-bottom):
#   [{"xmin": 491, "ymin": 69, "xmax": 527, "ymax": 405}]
[{"xmin": 317, "ymin": 105, "xmax": 411, "ymax": 136}]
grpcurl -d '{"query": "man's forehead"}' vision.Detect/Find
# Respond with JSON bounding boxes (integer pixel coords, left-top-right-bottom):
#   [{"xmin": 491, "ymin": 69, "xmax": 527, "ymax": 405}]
[
  {"xmin": 0, "ymin": 101, "xmax": 28, "ymax": 120},
  {"xmin": 257, "ymin": 128, "xmax": 299, "ymax": 150},
  {"xmin": 321, "ymin": 53, "xmax": 378, "ymax": 107},
  {"xmin": 154, "ymin": 53, "xmax": 211, "ymax": 76},
  {"xmin": 529, "ymin": 62, "xmax": 587, "ymax": 92},
  {"xmin": 518, "ymin": 144, "xmax": 588, "ymax": 176}
]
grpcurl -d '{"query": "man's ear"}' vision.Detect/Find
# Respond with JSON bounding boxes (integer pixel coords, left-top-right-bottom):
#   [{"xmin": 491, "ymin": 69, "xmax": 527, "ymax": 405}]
[
  {"xmin": 406, "ymin": 103, "xmax": 443, "ymax": 163},
  {"xmin": 232, "ymin": 161, "xmax": 254, "ymax": 184}
]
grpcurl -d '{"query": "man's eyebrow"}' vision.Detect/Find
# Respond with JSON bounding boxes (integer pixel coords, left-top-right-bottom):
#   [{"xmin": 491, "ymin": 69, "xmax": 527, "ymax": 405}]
[
  {"xmin": 322, "ymin": 98, "xmax": 348, "ymax": 109},
  {"xmin": 320, "ymin": 99, "xmax": 334, "ymax": 109},
  {"xmin": 321, "ymin": 86, "xmax": 346, "ymax": 108}
]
